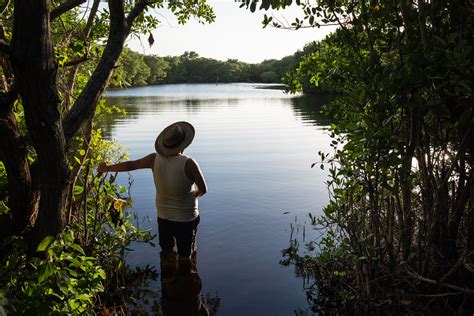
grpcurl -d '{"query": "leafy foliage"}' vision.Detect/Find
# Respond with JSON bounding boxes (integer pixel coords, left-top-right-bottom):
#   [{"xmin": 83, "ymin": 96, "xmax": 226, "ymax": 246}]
[
  {"xmin": 110, "ymin": 47, "xmax": 323, "ymax": 87},
  {"xmin": 0, "ymin": 125, "xmax": 156, "ymax": 314},
  {"xmin": 1, "ymin": 0, "xmax": 216, "ymax": 312},
  {"xmin": 242, "ymin": 0, "xmax": 474, "ymax": 312},
  {"xmin": 1, "ymin": 231, "xmax": 105, "ymax": 315}
]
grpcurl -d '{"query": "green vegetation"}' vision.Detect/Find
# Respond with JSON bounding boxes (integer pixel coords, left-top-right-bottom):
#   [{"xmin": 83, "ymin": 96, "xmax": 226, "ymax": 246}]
[
  {"xmin": 0, "ymin": 124, "xmax": 158, "ymax": 314},
  {"xmin": 0, "ymin": 0, "xmax": 214, "ymax": 313},
  {"xmin": 243, "ymin": 0, "xmax": 474, "ymax": 313},
  {"xmin": 1, "ymin": 0, "xmax": 472, "ymax": 312},
  {"xmin": 110, "ymin": 44, "xmax": 334, "ymax": 89}
]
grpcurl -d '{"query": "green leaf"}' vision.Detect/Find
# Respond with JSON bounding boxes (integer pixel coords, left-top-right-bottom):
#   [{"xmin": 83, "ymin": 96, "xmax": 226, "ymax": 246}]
[
  {"xmin": 74, "ymin": 185, "xmax": 84, "ymax": 196},
  {"xmin": 37, "ymin": 236, "xmax": 55, "ymax": 252},
  {"xmin": 38, "ymin": 262, "xmax": 55, "ymax": 282},
  {"xmin": 69, "ymin": 243, "xmax": 86, "ymax": 255}
]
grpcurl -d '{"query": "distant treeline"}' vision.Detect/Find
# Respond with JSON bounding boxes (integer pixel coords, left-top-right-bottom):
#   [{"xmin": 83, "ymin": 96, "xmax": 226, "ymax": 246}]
[{"xmin": 109, "ymin": 43, "xmax": 333, "ymax": 93}]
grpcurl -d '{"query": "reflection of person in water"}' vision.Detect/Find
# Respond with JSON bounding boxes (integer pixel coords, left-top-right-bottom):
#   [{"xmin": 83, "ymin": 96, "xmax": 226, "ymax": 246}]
[
  {"xmin": 160, "ymin": 251, "xmax": 209, "ymax": 315},
  {"xmin": 97, "ymin": 121, "xmax": 207, "ymax": 274}
]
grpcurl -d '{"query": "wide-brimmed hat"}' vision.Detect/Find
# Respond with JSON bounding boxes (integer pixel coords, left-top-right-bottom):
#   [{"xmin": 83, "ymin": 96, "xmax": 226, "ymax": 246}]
[{"xmin": 155, "ymin": 121, "xmax": 195, "ymax": 156}]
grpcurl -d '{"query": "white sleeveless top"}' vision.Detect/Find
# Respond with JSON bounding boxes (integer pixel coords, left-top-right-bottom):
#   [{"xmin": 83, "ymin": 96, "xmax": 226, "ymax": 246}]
[{"xmin": 152, "ymin": 153, "xmax": 198, "ymax": 222}]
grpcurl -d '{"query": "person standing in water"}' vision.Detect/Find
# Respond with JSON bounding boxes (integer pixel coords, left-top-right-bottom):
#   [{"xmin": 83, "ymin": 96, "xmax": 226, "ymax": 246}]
[{"xmin": 98, "ymin": 121, "xmax": 207, "ymax": 275}]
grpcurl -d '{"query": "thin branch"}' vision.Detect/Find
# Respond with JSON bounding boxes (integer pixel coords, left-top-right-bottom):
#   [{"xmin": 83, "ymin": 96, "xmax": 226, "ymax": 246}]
[
  {"xmin": 0, "ymin": 0, "xmax": 11, "ymax": 16},
  {"xmin": 62, "ymin": 55, "xmax": 90, "ymax": 67},
  {"xmin": 126, "ymin": 0, "xmax": 150, "ymax": 28},
  {"xmin": 274, "ymin": 22, "xmax": 345, "ymax": 29},
  {"xmin": 406, "ymin": 270, "xmax": 474, "ymax": 295},
  {"xmin": 415, "ymin": 292, "xmax": 464, "ymax": 297},
  {"xmin": 84, "ymin": 0, "xmax": 101, "ymax": 39},
  {"xmin": 442, "ymin": 121, "xmax": 472, "ymax": 185},
  {"xmin": 269, "ymin": 12, "xmax": 343, "ymax": 29},
  {"xmin": 63, "ymin": 0, "xmax": 129, "ymax": 142},
  {"xmin": 50, "ymin": 0, "xmax": 87, "ymax": 21}
]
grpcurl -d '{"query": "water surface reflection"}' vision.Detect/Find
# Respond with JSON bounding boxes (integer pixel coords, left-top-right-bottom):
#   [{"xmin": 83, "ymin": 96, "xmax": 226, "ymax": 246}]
[
  {"xmin": 104, "ymin": 83, "xmax": 332, "ymax": 315},
  {"xmin": 157, "ymin": 251, "xmax": 219, "ymax": 315}
]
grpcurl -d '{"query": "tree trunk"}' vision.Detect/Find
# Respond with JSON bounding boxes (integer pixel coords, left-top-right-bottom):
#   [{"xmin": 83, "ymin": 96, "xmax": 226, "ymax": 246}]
[
  {"xmin": 2, "ymin": 0, "xmax": 149, "ymax": 241},
  {"xmin": 10, "ymin": 0, "xmax": 69, "ymax": 240},
  {"xmin": 0, "ymin": 97, "xmax": 39, "ymax": 236}
]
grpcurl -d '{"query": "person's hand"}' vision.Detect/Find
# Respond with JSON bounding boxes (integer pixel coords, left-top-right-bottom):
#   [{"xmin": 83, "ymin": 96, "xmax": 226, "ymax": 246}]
[
  {"xmin": 192, "ymin": 186, "xmax": 202, "ymax": 198},
  {"xmin": 97, "ymin": 162, "xmax": 108, "ymax": 175}
]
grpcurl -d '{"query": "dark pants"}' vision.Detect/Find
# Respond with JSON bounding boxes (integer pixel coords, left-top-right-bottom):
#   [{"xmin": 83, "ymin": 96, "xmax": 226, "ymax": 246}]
[{"xmin": 158, "ymin": 216, "xmax": 200, "ymax": 257}]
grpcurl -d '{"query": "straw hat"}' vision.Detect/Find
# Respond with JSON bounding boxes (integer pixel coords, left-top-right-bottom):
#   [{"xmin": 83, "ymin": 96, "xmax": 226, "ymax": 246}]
[{"xmin": 155, "ymin": 121, "xmax": 195, "ymax": 156}]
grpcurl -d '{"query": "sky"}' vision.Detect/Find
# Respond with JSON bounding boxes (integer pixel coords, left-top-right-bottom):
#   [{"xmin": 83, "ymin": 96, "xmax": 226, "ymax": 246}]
[{"xmin": 127, "ymin": 0, "xmax": 337, "ymax": 63}]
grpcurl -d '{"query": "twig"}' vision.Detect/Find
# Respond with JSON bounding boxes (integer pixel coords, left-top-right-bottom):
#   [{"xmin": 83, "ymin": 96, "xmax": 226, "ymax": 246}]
[
  {"xmin": 415, "ymin": 292, "xmax": 464, "ymax": 297},
  {"xmin": 0, "ymin": 0, "xmax": 11, "ymax": 15}
]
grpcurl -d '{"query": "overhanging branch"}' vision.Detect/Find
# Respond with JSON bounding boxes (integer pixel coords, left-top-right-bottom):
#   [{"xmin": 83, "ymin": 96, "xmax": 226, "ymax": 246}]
[{"xmin": 50, "ymin": 0, "xmax": 87, "ymax": 21}]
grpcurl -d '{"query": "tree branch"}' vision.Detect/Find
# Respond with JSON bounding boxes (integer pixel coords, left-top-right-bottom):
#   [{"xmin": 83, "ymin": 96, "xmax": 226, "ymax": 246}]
[
  {"xmin": 406, "ymin": 270, "xmax": 474, "ymax": 295},
  {"xmin": 63, "ymin": 0, "xmax": 153, "ymax": 142},
  {"xmin": 126, "ymin": 0, "xmax": 150, "ymax": 28},
  {"xmin": 0, "ymin": 0, "xmax": 11, "ymax": 16},
  {"xmin": 0, "ymin": 81, "xmax": 37, "ymax": 236},
  {"xmin": 61, "ymin": 55, "xmax": 90, "ymax": 67},
  {"xmin": 63, "ymin": 0, "xmax": 129, "ymax": 142},
  {"xmin": 50, "ymin": 0, "xmax": 87, "ymax": 21},
  {"xmin": 84, "ymin": 0, "xmax": 101, "ymax": 39}
]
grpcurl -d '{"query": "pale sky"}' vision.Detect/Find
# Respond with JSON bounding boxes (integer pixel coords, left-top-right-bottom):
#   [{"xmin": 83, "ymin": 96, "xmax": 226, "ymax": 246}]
[{"xmin": 127, "ymin": 0, "xmax": 337, "ymax": 63}]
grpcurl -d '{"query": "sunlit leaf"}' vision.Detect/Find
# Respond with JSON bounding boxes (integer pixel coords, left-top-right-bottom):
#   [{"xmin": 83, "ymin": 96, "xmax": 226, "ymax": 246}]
[{"xmin": 37, "ymin": 236, "xmax": 54, "ymax": 252}]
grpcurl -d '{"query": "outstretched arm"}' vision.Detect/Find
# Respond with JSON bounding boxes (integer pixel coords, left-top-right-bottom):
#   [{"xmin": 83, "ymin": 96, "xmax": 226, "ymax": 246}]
[
  {"xmin": 185, "ymin": 158, "xmax": 207, "ymax": 197},
  {"xmin": 97, "ymin": 153, "xmax": 156, "ymax": 174}
]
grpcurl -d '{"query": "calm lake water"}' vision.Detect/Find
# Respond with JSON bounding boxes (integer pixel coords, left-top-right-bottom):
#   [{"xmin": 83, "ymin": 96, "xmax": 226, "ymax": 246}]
[{"xmin": 104, "ymin": 83, "xmax": 333, "ymax": 315}]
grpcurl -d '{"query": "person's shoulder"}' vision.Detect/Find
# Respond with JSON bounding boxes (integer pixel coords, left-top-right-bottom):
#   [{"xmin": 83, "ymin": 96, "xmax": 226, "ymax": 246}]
[
  {"xmin": 185, "ymin": 158, "xmax": 203, "ymax": 174},
  {"xmin": 148, "ymin": 152, "xmax": 158, "ymax": 161},
  {"xmin": 146, "ymin": 152, "xmax": 157, "ymax": 165},
  {"xmin": 184, "ymin": 155, "xmax": 199, "ymax": 163}
]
